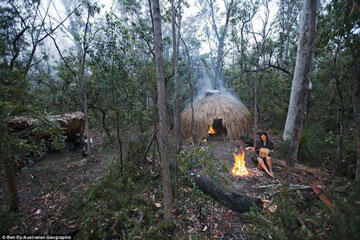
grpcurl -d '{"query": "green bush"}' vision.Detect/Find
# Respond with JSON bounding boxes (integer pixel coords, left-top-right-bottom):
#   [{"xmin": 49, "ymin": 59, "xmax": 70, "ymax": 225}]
[
  {"xmin": 245, "ymin": 181, "xmax": 360, "ymax": 240},
  {"xmin": 65, "ymin": 154, "xmax": 174, "ymax": 239},
  {"xmin": 0, "ymin": 210, "xmax": 24, "ymax": 234}
]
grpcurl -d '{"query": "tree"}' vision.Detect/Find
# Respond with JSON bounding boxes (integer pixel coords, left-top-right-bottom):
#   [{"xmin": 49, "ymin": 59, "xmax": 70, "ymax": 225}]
[
  {"xmin": 284, "ymin": 0, "xmax": 319, "ymax": 183},
  {"xmin": 150, "ymin": 0, "xmax": 173, "ymax": 221},
  {"xmin": 283, "ymin": 1, "xmax": 319, "ymax": 141},
  {"xmin": 57, "ymin": 0, "xmax": 100, "ymax": 155},
  {"xmin": 172, "ymin": 0, "xmax": 182, "ymax": 153},
  {"xmin": 198, "ymin": 0, "xmax": 238, "ymax": 89},
  {"xmin": 0, "ymin": 0, "xmax": 80, "ymax": 212}
]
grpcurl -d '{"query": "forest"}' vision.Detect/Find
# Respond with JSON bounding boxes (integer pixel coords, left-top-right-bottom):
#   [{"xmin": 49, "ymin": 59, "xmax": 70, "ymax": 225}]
[{"xmin": 0, "ymin": 0, "xmax": 359, "ymax": 239}]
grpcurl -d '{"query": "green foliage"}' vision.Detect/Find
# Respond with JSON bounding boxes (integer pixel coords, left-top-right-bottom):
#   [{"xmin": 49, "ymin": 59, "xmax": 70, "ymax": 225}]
[
  {"xmin": 246, "ymin": 181, "xmax": 360, "ymax": 240},
  {"xmin": 177, "ymin": 145, "xmax": 230, "ymax": 187},
  {"xmin": 178, "ymin": 145, "xmax": 229, "ymax": 174},
  {"xmin": 246, "ymin": 190, "xmax": 316, "ymax": 240},
  {"xmin": 65, "ymin": 156, "xmax": 173, "ymax": 239},
  {"xmin": 0, "ymin": 210, "xmax": 24, "ymax": 234},
  {"xmin": 327, "ymin": 181, "xmax": 360, "ymax": 240},
  {"xmin": 297, "ymin": 124, "xmax": 334, "ymax": 167}
]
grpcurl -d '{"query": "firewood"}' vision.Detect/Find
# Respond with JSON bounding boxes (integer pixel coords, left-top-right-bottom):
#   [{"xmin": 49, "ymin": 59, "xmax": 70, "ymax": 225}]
[
  {"xmin": 310, "ymin": 182, "xmax": 333, "ymax": 210},
  {"xmin": 272, "ymin": 158, "xmax": 328, "ymax": 177}
]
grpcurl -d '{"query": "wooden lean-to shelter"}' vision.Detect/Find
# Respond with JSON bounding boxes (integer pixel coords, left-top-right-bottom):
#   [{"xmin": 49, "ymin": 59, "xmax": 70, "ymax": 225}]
[
  {"xmin": 8, "ymin": 111, "xmax": 84, "ymax": 144},
  {"xmin": 181, "ymin": 91, "xmax": 251, "ymax": 141}
]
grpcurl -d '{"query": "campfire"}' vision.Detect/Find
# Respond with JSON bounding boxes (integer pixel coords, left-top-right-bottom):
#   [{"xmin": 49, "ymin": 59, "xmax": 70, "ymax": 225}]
[
  {"xmin": 208, "ymin": 125, "xmax": 216, "ymax": 134},
  {"xmin": 231, "ymin": 146, "xmax": 264, "ymax": 179},
  {"xmin": 231, "ymin": 146, "xmax": 250, "ymax": 177}
]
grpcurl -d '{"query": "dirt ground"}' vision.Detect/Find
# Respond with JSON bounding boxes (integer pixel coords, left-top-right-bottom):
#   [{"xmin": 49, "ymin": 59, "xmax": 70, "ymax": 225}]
[
  {"xmin": 1, "ymin": 130, "xmax": 328, "ymax": 238},
  {"xmin": 176, "ymin": 136, "xmax": 328, "ymax": 239},
  {"xmin": 1, "ymin": 146, "xmax": 111, "ymax": 235}
]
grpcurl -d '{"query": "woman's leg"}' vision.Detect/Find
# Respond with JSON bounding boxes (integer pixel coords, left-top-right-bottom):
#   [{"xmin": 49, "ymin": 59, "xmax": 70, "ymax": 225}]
[
  {"xmin": 266, "ymin": 156, "xmax": 273, "ymax": 174},
  {"xmin": 257, "ymin": 157, "xmax": 273, "ymax": 177}
]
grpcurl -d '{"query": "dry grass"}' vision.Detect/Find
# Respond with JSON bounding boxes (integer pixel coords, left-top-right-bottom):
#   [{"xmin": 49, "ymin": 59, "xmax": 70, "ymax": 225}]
[
  {"xmin": 181, "ymin": 93, "xmax": 251, "ymax": 141},
  {"xmin": 8, "ymin": 111, "xmax": 84, "ymax": 135}
]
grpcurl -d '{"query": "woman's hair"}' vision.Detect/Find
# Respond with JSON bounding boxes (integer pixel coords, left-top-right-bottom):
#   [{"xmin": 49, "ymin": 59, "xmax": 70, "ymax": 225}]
[{"xmin": 258, "ymin": 131, "xmax": 268, "ymax": 141}]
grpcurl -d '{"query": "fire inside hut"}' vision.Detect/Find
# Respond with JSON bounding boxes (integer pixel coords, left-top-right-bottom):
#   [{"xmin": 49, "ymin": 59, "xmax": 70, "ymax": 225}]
[
  {"xmin": 181, "ymin": 90, "xmax": 250, "ymax": 141},
  {"xmin": 208, "ymin": 125, "xmax": 216, "ymax": 134},
  {"xmin": 208, "ymin": 119, "xmax": 227, "ymax": 140}
]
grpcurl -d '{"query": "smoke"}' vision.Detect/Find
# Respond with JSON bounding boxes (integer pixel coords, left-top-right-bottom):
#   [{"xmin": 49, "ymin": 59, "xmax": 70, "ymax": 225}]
[
  {"xmin": 195, "ymin": 67, "xmax": 213, "ymax": 100},
  {"xmin": 194, "ymin": 65, "xmax": 234, "ymax": 100}
]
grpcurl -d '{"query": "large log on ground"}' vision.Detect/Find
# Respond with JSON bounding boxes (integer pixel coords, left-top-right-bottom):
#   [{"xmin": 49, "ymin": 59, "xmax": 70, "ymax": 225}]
[
  {"xmin": 190, "ymin": 173, "xmax": 262, "ymax": 213},
  {"xmin": 272, "ymin": 158, "xmax": 328, "ymax": 177}
]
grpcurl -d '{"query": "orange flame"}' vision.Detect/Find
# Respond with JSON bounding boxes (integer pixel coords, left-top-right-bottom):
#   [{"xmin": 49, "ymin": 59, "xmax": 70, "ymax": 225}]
[
  {"xmin": 232, "ymin": 147, "xmax": 249, "ymax": 177},
  {"xmin": 208, "ymin": 126, "xmax": 216, "ymax": 134}
]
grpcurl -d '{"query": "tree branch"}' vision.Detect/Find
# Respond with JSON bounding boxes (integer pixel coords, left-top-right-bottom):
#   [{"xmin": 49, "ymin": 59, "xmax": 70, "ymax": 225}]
[{"xmin": 48, "ymin": 34, "xmax": 76, "ymax": 76}]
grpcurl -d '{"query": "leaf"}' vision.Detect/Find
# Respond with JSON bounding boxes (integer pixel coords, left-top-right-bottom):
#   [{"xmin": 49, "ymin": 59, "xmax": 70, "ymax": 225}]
[{"xmin": 154, "ymin": 202, "xmax": 161, "ymax": 208}]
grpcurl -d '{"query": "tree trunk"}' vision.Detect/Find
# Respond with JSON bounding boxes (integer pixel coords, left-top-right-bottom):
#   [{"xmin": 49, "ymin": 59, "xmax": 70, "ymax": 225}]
[
  {"xmin": 209, "ymin": 0, "xmax": 234, "ymax": 89},
  {"xmin": 283, "ymin": 0, "xmax": 319, "ymax": 141},
  {"xmin": 190, "ymin": 173, "xmax": 262, "ymax": 212},
  {"xmin": 80, "ymin": 52, "xmax": 90, "ymax": 155},
  {"xmin": 253, "ymin": 78, "xmax": 258, "ymax": 146},
  {"xmin": 190, "ymin": 83, "xmax": 196, "ymax": 144},
  {"xmin": 332, "ymin": 52, "xmax": 344, "ymax": 178},
  {"xmin": 179, "ymin": 31, "xmax": 196, "ymax": 144},
  {"xmin": 102, "ymin": 110, "xmax": 110, "ymax": 137},
  {"xmin": 80, "ymin": 5, "xmax": 91, "ymax": 155},
  {"xmin": 172, "ymin": 0, "xmax": 182, "ymax": 153},
  {"xmin": 116, "ymin": 111, "xmax": 123, "ymax": 173},
  {"xmin": 2, "ymin": 156, "xmax": 19, "ymax": 212},
  {"xmin": 151, "ymin": 0, "xmax": 173, "ymax": 221},
  {"xmin": 285, "ymin": 0, "xmax": 319, "ymax": 184},
  {"xmin": 352, "ymin": 52, "xmax": 360, "ymax": 180},
  {"xmin": 1, "ymin": 120, "xmax": 19, "ymax": 212}
]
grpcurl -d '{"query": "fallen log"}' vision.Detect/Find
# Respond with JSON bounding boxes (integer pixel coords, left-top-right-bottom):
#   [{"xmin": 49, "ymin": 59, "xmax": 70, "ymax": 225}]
[
  {"xmin": 310, "ymin": 182, "xmax": 333, "ymax": 210},
  {"xmin": 189, "ymin": 173, "xmax": 262, "ymax": 213},
  {"xmin": 272, "ymin": 158, "xmax": 328, "ymax": 177}
]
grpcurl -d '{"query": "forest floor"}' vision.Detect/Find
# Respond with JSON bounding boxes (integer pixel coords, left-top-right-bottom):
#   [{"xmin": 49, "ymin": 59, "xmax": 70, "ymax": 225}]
[
  {"xmin": 173, "ymin": 136, "xmax": 330, "ymax": 239},
  {"xmin": 1, "ymin": 130, "xmax": 336, "ymax": 239},
  {"xmin": 1, "ymin": 144, "xmax": 112, "ymax": 235}
]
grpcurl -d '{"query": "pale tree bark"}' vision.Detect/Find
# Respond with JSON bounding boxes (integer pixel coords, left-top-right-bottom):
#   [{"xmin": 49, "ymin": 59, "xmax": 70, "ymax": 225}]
[
  {"xmin": 151, "ymin": 0, "xmax": 173, "ymax": 221},
  {"xmin": 207, "ymin": 0, "xmax": 236, "ymax": 89},
  {"xmin": 79, "ymin": 4, "xmax": 91, "ymax": 155},
  {"xmin": 283, "ymin": 0, "xmax": 319, "ymax": 141},
  {"xmin": 284, "ymin": 0, "xmax": 319, "ymax": 184},
  {"xmin": 172, "ymin": 0, "xmax": 182, "ymax": 153},
  {"xmin": 61, "ymin": 0, "xmax": 91, "ymax": 149}
]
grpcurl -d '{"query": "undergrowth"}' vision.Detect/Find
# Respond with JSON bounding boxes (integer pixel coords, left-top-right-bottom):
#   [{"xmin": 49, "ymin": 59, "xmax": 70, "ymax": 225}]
[
  {"xmin": 245, "ymin": 180, "xmax": 360, "ymax": 240},
  {"xmin": 65, "ymin": 158, "xmax": 174, "ymax": 239},
  {"xmin": 0, "ymin": 210, "xmax": 24, "ymax": 234}
]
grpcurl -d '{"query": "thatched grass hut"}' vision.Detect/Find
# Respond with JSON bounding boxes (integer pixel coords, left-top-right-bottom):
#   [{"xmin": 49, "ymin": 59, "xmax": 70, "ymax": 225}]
[{"xmin": 181, "ymin": 91, "xmax": 251, "ymax": 141}]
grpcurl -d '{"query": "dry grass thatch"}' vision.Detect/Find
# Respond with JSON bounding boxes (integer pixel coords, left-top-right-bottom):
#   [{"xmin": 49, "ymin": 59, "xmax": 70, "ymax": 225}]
[
  {"xmin": 181, "ymin": 93, "xmax": 251, "ymax": 141},
  {"xmin": 8, "ymin": 111, "xmax": 84, "ymax": 136}
]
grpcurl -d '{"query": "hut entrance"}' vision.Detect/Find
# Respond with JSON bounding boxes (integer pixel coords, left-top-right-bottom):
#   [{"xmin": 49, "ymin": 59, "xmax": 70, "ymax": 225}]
[{"xmin": 208, "ymin": 119, "xmax": 227, "ymax": 141}]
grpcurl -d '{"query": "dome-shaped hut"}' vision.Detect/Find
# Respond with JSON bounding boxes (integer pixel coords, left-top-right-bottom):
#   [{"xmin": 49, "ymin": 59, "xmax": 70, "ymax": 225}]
[{"xmin": 181, "ymin": 91, "xmax": 251, "ymax": 141}]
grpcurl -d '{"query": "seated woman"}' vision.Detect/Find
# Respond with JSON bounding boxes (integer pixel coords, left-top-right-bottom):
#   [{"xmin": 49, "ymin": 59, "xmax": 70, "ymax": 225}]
[{"xmin": 246, "ymin": 132, "xmax": 274, "ymax": 178}]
